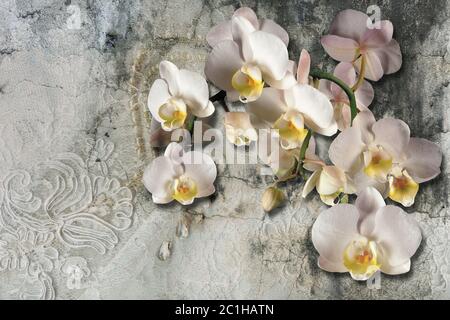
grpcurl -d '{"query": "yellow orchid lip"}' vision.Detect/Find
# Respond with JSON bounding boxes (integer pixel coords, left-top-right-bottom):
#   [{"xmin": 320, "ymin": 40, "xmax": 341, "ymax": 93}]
[
  {"xmin": 273, "ymin": 111, "xmax": 308, "ymax": 149},
  {"xmin": 388, "ymin": 170, "xmax": 419, "ymax": 207},
  {"xmin": 231, "ymin": 65, "xmax": 264, "ymax": 103},
  {"xmin": 170, "ymin": 176, "xmax": 198, "ymax": 205},
  {"xmin": 343, "ymin": 239, "xmax": 381, "ymax": 281},
  {"xmin": 363, "ymin": 147, "xmax": 393, "ymax": 180},
  {"xmin": 158, "ymin": 98, "xmax": 187, "ymax": 130}
]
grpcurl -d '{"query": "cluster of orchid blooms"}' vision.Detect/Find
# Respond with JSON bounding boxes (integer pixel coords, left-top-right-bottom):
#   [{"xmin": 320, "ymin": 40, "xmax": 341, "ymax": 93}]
[{"xmin": 143, "ymin": 8, "xmax": 442, "ymax": 281}]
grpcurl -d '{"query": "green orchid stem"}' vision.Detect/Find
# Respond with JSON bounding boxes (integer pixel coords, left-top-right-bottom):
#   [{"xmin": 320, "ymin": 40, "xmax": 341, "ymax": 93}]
[
  {"xmin": 309, "ymin": 69, "xmax": 358, "ymax": 124},
  {"xmin": 296, "ymin": 129, "xmax": 313, "ymax": 176},
  {"xmin": 186, "ymin": 115, "xmax": 197, "ymax": 134}
]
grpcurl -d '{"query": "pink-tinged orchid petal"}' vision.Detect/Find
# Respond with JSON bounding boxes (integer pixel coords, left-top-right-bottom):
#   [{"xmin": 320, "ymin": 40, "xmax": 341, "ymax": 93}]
[
  {"xmin": 304, "ymin": 137, "xmax": 325, "ymax": 172},
  {"xmin": 355, "ymin": 50, "xmax": 384, "ymax": 81},
  {"xmin": 316, "ymin": 166, "xmax": 347, "ymax": 195},
  {"xmin": 205, "ymin": 40, "xmax": 244, "ymax": 92},
  {"xmin": 182, "ymin": 151, "xmax": 217, "ymax": 197},
  {"xmin": 371, "ymin": 205, "xmax": 422, "ymax": 268},
  {"xmin": 143, "ymin": 156, "xmax": 178, "ymax": 204},
  {"xmin": 206, "ymin": 20, "xmax": 232, "ymax": 47},
  {"xmin": 302, "ymin": 170, "xmax": 321, "ymax": 197},
  {"xmin": 352, "ymin": 170, "xmax": 389, "ymax": 198},
  {"xmin": 329, "ymin": 127, "xmax": 365, "ymax": 172},
  {"xmin": 259, "ymin": 18, "xmax": 289, "ymax": 46},
  {"xmin": 373, "ymin": 39, "xmax": 402, "ymax": 75},
  {"xmin": 159, "ymin": 61, "xmax": 180, "ymax": 96},
  {"xmin": 318, "ymin": 256, "xmax": 347, "ymax": 273},
  {"xmin": 247, "ymin": 87, "xmax": 287, "ymax": 125},
  {"xmin": 331, "ymin": 62, "xmax": 356, "ymax": 98},
  {"xmin": 361, "ymin": 21, "xmax": 393, "ymax": 48},
  {"xmin": 177, "ymin": 69, "xmax": 214, "ymax": 117},
  {"xmin": 264, "ymin": 59, "xmax": 297, "ymax": 89},
  {"xmin": 352, "ymin": 110, "xmax": 376, "ymax": 144},
  {"xmin": 233, "ymin": 7, "xmax": 259, "ymax": 29},
  {"xmin": 231, "ymin": 15, "xmax": 256, "ymax": 45},
  {"xmin": 329, "ymin": 9, "xmax": 370, "ymax": 42},
  {"xmin": 354, "ymin": 80, "xmax": 374, "ymax": 109},
  {"xmin": 380, "ymin": 260, "xmax": 411, "ymax": 275},
  {"xmin": 321, "ymin": 35, "xmax": 359, "ymax": 62},
  {"xmin": 355, "ymin": 187, "xmax": 386, "ymax": 237},
  {"xmin": 164, "ymin": 142, "xmax": 184, "ymax": 166},
  {"xmin": 312, "ymin": 204, "xmax": 361, "ymax": 264},
  {"xmin": 148, "ymin": 79, "xmax": 171, "ymax": 123},
  {"xmin": 297, "ymin": 49, "xmax": 311, "ymax": 85},
  {"xmin": 334, "ymin": 103, "xmax": 352, "ymax": 131},
  {"xmin": 243, "ymin": 31, "xmax": 289, "ymax": 80},
  {"xmin": 372, "ymin": 118, "xmax": 410, "ymax": 160},
  {"xmin": 287, "ymin": 84, "xmax": 336, "ymax": 134},
  {"xmin": 403, "ymin": 138, "xmax": 442, "ymax": 183}
]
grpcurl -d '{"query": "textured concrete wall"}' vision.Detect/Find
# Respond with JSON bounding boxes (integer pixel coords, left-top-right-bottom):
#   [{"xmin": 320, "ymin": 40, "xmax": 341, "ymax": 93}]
[{"xmin": 0, "ymin": 0, "xmax": 448, "ymax": 299}]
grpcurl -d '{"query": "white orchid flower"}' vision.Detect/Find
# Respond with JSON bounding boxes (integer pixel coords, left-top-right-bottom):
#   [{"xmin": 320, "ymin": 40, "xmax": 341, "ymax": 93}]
[
  {"xmin": 329, "ymin": 110, "xmax": 442, "ymax": 206},
  {"xmin": 224, "ymin": 112, "xmax": 258, "ymax": 146},
  {"xmin": 206, "ymin": 7, "xmax": 289, "ymax": 48},
  {"xmin": 312, "ymin": 187, "xmax": 422, "ymax": 280},
  {"xmin": 247, "ymin": 84, "xmax": 337, "ymax": 150},
  {"xmin": 143, "ymin": 143, "xmax": 217, "ymax": 205},
  {"xmin": 148, "ymin": 61, "xmax": 214, "ymax": 131},
  {"xmin": 205, "ymin": 12, "xmax": 292, "ymax": 103},
  {"xmin": 302, "ymin": 165, "xmax": 355, "ymax": 206}
]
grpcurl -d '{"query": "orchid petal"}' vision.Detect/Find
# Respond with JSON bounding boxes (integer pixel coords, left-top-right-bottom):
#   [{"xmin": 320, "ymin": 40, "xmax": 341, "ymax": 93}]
[
  {"xmin": 287, "ymin": 84, "xmax": 335, "ymax": 133},
  {"xmin": 148, "ymin": 79, "xmax": 171, "ymax": 123},
  {"xmin": 247, "ymin": 87, "xmax": 287, "ymax": 125},
  {"xmin": 159, "ymin": 61, "xmax": 180, "ymax": 96},
  {"xmin": 354, "ymin": 80, "xmax": 374, "ymax": 109},
  {"xmin": 297, "ymin": 49, "xmax": 311, "ymax": 85},
  {"xmin": 355, "ymin": 187, "xmax": 386, "ymax": 237},
  {"xmin": 182, "ymin": 151, "xmax": 217, "ymax": 197},
  {"xmin": 371, "ymin": 205, "xmax": 422, "ymax": 267},
  {"xmin": 302, "ymin": 170, "xmax": 321, "ymax": 197},
  {"xmin": 177, "ymin": 69, "xmax": 213, "ymax": 117},
  {"xmin": 373, "ymin": 39, "xmax": 402, "ymax": 75},
  {"xmin": 259, "ymin": 18, "xmax": 289, "ymax": 45},
  {"xmin": 329, "ymin": 127, "xmax": 365, "ymax": 172},
  {"xmin": 361, "ymin": 21, "xmax": 393, "ymax": 48},
  {"xmin": 318, "ymin": 256, "xmax": 347, "ymax": 273},
  {"xmin": 231, "ymin": 15, "xmax": 256, "ymax": 45},
  {"xmin": 352, "ymin": 109, "xmax": 376, "ymax": 144},
  {"xmin": 372, "ymin": 118, "xmax": 410, "ymax": 160},
  {"xmin": 143, "ymin": 156, "xmax": 178, "ymax": 204},
  {"xmin": 333, "ymin": 62, "xmax": 357, "ymax": 92},
  {"xmin": 356, "ymin": 50, "xmax": 384, "ymax": 81},
  {"xmin": 329, "ymin": 9, "xmax": 370, "ymax": 42},
  {"xmin": 316, "ymin": 166, "xmax": 346, "ymax": 196},
  {"xmin": 403, "ymin": 138, "xmax": 442, "ymax": 183},
  {"xmin": 206, "ymin": 20, "xmax": 232, "ymax": 47},
  {"xmin": 321, "ymin": 35, "xmax": 359, "ymax": 62},
  {"xmin": 312, "ymin": 204, "xmax": 360, "ymax": 264},
  {"xmin": 381, "ymin": 260, "xmax": 411, "ymax": 275},
  {"xmin": 233, "ymin": 7, "xmax": 259, "ymax": 29},
  {"xmin": 205, "ymin": 40, "xmax": 244, "ymax": 92},
  {"xmin": 243, "ymin": 31, "xmax": 289, "ymax": 80}
]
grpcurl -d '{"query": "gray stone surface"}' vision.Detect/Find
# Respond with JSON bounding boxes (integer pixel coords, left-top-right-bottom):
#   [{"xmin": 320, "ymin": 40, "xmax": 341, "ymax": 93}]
[{"xmin": 0, "ymin": 0, "xmax": 448, "ymax": 299}]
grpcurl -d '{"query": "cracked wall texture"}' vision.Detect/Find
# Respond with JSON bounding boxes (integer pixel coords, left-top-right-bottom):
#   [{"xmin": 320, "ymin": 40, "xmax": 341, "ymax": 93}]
[{"xmin": 0, "ymin": 0, "xmax": 449, "ymax": 299}]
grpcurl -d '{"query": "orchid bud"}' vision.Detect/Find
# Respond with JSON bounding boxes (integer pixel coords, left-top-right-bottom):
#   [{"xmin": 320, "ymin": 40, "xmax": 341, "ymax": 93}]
[{"xmin": 261, "ymin": 187, "xmax": 286, "ymax": 213}]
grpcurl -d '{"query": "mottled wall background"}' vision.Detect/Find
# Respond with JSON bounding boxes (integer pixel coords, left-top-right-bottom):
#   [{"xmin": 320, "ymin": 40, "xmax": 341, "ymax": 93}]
[{"xmin": 0, "ymin": 0, "xmax": 448, "ymax": 299}]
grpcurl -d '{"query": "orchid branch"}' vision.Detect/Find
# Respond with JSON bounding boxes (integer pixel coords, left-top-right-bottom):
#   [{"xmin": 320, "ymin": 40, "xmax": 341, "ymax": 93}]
[
  {"xmin": 351, "ymin": 55, "xmax": 366, "ymax": 92},
  {"xmin": 296, "ymin": 129, "xmax": 312, "ymax": 176},
  {"xmin": 309, "ymin": 69, "xmax": 358, "ymax": 124}
]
